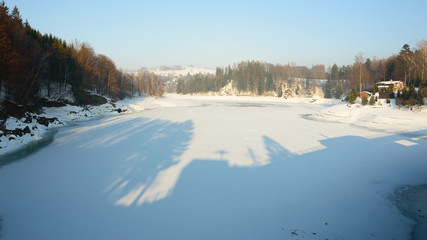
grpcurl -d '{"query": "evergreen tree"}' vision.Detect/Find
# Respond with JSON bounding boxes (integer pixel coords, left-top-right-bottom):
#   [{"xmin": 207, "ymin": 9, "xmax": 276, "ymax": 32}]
[
  {"xmin": 276, "ymin": 84, "xmax": 282, "ymax": 97},
  {"xmin": 418, "ymin": 90, "xmax": 424, "ymax": 106},
  {"xmin": 402, "ymin": 87, "xmax": 408, "ymax": 100},
  {"xmin": 407, "ymin": 85, "xmax": 416, "ymax": 106},
  {"xmin": 362, "ymin": 96, "xmax": 368, "ymax": 105},
  {"xmin": 331, "ymin": 64, "xmax": 339, "ymax": 80},
  {"xmin": 266, "ymin": 72, "xmax": 273, "ymax": 92},
  {"xmin": 0, "ymin": 0, "xmax": 9, "ymax": 14},
  {"xmin": 365, "ymin": 58, "xmax": 371, "ymax": 71},
  {"xmin": 325, "ymin": 79, "xmax": 333, "ymax": 98},
  {"xmin": 408, "ymin": 85, "xmax": 417, "ymax": 99},
  {"xmin": 369, "ymin": 95, "xmax": 375, "ymax": 105},
  {"xmin": 348, "ymin": 88, "xmax": 358, "ymax": 104},
  {"xmin": 11, "ymin": 5, "xmax": 22, "ymax": 23}
]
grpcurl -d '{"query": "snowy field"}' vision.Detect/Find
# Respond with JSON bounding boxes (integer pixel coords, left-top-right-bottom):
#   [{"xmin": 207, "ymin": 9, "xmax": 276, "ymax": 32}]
[{"xmin": 1, "ymin": 95, "xmax": 427, "ymax": 239}]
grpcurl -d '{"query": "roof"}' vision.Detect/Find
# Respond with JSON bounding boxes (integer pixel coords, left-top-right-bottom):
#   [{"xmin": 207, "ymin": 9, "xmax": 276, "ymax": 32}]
[
  {"xmin": 376, "ymin": 80, "xmax": 403, "ymax": 85},
  {"xmin": 359, "ymin": 91, "xmax": 372, "ymax": 97}
]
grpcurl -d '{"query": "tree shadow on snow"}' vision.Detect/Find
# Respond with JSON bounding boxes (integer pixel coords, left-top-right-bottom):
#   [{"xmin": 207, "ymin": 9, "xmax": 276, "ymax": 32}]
[
  {"xmin": 2, "ymin": 122, "xmax": 427, "ymax": 239},
  {"xmin": 137, "ymin": 129, "xmax": 427, "ymax": 240},
  {"xmin": 93, "ymin": 117, "xmax": 195, "ymax": 207},
  {"xmin": 41, "ymin": 115, "xmax": 195, "ymax": 208}
]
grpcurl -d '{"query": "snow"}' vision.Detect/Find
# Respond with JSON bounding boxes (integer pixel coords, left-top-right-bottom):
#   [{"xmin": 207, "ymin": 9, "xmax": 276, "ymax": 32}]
[
  {"xmin": 168, "ymin": 93, "xmax": 340, "ymax": 105},
  {"xmin": 0, "ymin": 95, "xmax": 426, "ymax": 239},
  {"xmin": 0, "ymin": 115, "xmax": 60, "ymax": 154},
  {"xmin": 38, "ymin": 82, "xmax": 75, "ymax": 103},
  {"xmin": 395, "ymin": 139, "xmax": 418, "ymax": 146},
  {"xmin": 377, "ymin": 80, "xmax": 403, "ymax": 84},
  {"xmin": 311, "ymin": 100, "xmax": 427, "ymax": 133},
  {"xmin": 133, "ymin": 65, "xmax": 215, "ymax": 77},
  {"xmin": 0, "ymin": 96, "xmax": 174, "ymax": 156}
]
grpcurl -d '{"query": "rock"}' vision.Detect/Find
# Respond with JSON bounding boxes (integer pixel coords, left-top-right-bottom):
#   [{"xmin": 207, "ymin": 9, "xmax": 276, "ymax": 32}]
[
  {"xmin": 76, "ymin": 91, "xmax": 108, "ymax": 106},
  {"xmin": 36, "ymin": 116, "xmax": 60, "ymax": 127},
  {"xmin": 24, "ymin": 114, "xmax": 32, "ymax": 124},
  {"xmin": 23, "ymin": 126, "xmax": 31, "ymax": 134}
]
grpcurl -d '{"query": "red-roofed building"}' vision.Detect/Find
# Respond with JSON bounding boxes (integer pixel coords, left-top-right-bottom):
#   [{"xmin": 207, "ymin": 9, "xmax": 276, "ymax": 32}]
[{"xmin": 359, "ymin": 91, "xmax": 372, "ymax": 99}]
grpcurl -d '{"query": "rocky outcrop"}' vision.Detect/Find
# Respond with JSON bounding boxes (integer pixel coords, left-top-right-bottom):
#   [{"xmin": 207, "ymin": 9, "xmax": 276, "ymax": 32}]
[{"xmin": 280, "ymin": 81, "xmax": 324, "ymax": 98}]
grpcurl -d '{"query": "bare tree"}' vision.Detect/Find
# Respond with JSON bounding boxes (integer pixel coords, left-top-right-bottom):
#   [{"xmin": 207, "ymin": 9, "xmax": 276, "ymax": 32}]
[
  {"xmin": 416, "ymin": 40, "xmax": 427, "ymax": 83},
  {"xmin": 355, "ymin": 53, "xmax": 365, "ymax": 92}
]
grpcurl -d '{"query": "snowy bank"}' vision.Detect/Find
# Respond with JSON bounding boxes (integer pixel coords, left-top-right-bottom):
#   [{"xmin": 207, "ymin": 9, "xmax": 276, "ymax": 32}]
[
  {"xmin": 0, "ymin": 114, "xmax": 62, "ymax": 156},
  {"xmin": 0, "ymin": 96, "xmax": 176, "ymax": 156},
  {"xmin": 310, "ymin": 101, "xmax": 427, "ymax": 134}
]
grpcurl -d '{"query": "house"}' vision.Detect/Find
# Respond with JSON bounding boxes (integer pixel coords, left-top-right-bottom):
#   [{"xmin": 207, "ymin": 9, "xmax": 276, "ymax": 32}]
[
  {"xmin": 376, "ymin": 80, "xmax": 404, "ymax": 92},
  {"xmin": 359, "ymin": 91, "xmax": 372, "ymax": 99},
  {"xmin": 376, "ymin": 80, "xmax": 404, "ymax": 99}
]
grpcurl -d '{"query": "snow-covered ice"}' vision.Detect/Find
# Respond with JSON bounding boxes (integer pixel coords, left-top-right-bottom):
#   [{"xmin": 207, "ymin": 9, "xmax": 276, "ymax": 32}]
[{"xmin": 0, "ymin": 95, "xmax": 426, "ymax": 239}]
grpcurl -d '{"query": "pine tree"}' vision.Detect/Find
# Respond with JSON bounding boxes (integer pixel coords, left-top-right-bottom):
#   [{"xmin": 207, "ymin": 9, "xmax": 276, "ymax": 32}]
[
  {"xmin": 408, "ymin": 85, "xmax": 417, "ymax": 99},
  {"xmin": 276, "ymin": 84, "xmax": 282, "ymax": 97},
  {"xmin": 418, "ymin": 90, "xmax": 424, "ymax": 106},
  {"xmin": 325, "ymin": 79, "xmax": 333, "ymax": 98},
  {"xmin": 331, "ymin": 64, "xmax": 339, "ymax": 80},
  {"xmin": 266, "ymin": 72, "xmax": 273, "ymax": 92},
  {"xmin": 369, "ymin": 95, "xmax": 375, "ymax": 105},
  {"xmin": 362, "ymin": 96, "xmax": 368, "ymax": 105},
  {"xmin": 11, "ymin": 5, "xmax": 22, "ymax": 23},
  {"xmin": 408, "ymin": 85, "xmax": 416, "ymax": 106},
  {"xmin": 327, "ymin": 64, "xmax": 340, "ymax": 98},
  {"xmin": 348, "ymin": 88, "xmax": 358, "ymax": 104}
]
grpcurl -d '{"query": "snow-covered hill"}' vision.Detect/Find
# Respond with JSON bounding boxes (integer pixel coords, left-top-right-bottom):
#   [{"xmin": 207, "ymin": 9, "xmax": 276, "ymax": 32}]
[{"xmin": 138, "ymin": 65, "xmax": 215, "ymax": 77}]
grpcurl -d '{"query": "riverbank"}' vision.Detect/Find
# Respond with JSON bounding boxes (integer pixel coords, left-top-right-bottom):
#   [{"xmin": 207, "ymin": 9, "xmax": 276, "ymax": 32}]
[
  {"xmin": 0, "ymin": 96, "xmax": 177, "ymax": 157},
  {"xmin": 0, "ymin": 101, "xmax": 126, "ymax": 156},
  {"xmin": 310, "ymin": 99, "xmax": 427, "ymax": 134}
]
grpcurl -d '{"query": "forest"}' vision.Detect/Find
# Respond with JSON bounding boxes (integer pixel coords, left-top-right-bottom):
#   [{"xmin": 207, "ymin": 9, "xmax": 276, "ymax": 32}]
[
  {"xmin": 177, "ymin": 62, "xmax": 331, "ymax": 96},
  {"xmin": 177, "ymin": 43, "xmax": 427, "ymax": 102},
  {"xmin": 0, "ymin": 2, "xmax": 164, "ymax": 109}
]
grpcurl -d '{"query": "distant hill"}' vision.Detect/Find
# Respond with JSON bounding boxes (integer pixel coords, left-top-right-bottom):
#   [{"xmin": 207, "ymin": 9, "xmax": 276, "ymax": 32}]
[{"xmin": 135, "ymin": 65, "xmax": 215, "ymax": 77}]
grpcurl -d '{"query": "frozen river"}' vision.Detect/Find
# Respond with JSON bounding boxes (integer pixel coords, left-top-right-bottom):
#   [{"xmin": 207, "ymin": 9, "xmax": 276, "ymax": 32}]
[{"xmin": 0, "ymin": 96, "xmax": 426, "ymax": 239}]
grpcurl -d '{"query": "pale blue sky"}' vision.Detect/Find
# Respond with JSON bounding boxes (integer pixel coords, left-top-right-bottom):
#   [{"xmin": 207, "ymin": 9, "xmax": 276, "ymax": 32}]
[{"xmin": 6, "ymin": 0, "xmax": 427, "ymax": 70}]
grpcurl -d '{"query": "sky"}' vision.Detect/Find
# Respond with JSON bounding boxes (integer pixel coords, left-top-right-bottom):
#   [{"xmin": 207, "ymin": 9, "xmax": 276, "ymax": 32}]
[{"xmin": 5, "ymin": 0, "xmax": 427, "ymax": 70}]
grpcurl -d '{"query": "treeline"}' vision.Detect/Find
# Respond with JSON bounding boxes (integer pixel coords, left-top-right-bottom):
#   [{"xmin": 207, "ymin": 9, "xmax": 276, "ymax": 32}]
[
  {"xmin": 177, "ymin": 61, "xmax": 328, "ymax": 96},
  {"xmin": 177, "ymin": 41, "xmax": 427, "ymax": 100},
  {"xmin": 326, "ymin": 41, "xmax": 427, "ymax": 99},
  {"xmin": 0, "ymin": 2, "xmax": 163, "ymax": 107}
]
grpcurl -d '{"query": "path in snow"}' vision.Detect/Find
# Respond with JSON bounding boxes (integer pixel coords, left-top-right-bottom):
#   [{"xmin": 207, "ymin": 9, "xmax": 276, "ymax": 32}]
[{"xmin": 0, "ymin": 95, "xmax": 426, "ymax": 239}]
